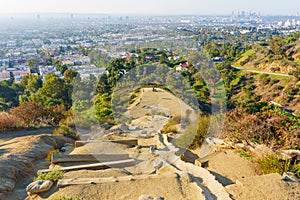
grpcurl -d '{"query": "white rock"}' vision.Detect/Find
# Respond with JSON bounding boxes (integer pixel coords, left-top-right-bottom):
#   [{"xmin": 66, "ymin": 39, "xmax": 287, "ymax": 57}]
[
  {"xmin": 280, "ymin": 150, "xmax": 300, "ymax": 160},
  {"xmin": 206, "ymin": 137, "xmax": 226, "ymax": 146},
  {"xmin": 153, "ymin": 159, "xmax": 163, "ymax": 170},
  {"xmin": 283, "ymin": 172, "xmax": 299, "ymax": 182},
  {"xmin": 26, "ymin": 180, "xmax": 53, "ymax": 194}
]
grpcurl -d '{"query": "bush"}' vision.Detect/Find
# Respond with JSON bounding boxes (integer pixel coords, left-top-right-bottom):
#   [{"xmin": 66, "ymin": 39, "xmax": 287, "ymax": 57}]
[
  {"xmin": 221, "ymin": 107, "xmax": 299, "ymax": 149},
  {"xmin": 254, "ymin": 61, "xmax": 260, "ymax": 66},
  {"xmin": 274, "ymin": 85, "xmax": 284, "ymax": 90},
  {"xmin": 0, "ymin": 112, "xmax": 23, "ymax": 131},
  {"xmin": 284, "ymin": 87, "xmax": 299, "ymax": 95},
  {"xmin": 270, "ymin": 67, "xmax": 280, "ymax": 72},
  {"xmin": 175, "ymin": 115, "xmax": 210, "ymax": 149},
  {"xmin": 260, "ymin": 75, "xmax": 271, "ymax": 84},
  {"xmin": 11, "ymin": 101, "xmax": 46, "ymax": 127},
  {"xmin": 269, "ymin": 79, "xmax": 280, "ymax": 85},
  {"xmin": 257, "ymin": 153, "xmax": 300, "ymax": 177},
  {"xmin": 54, "ymin": 126, "xmax": 78, "ymax": 140},
  {"xmin": 35, "ymin": 171, "xmax": 64, "ymax": 182},
  {"xmin": 161, "ymin": 116, "xmax": 181, "ymax": 134},
  {"xmin": 235, "ymin": 149, "xmax": 252, "ymax": 158}
]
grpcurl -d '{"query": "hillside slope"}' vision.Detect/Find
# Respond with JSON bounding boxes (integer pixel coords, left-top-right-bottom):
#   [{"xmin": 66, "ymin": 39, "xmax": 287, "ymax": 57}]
[{"xmin": 235, "ymin": 36, "xmax": 300, "ymax": 75}]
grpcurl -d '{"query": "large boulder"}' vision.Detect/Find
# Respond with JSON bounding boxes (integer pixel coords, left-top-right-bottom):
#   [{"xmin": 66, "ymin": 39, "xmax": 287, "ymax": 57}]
[
  {"xmin": 0, "ymin": 135, "xmax": 71, "ymax": 194},
  {"xmin": 26, "ymin": 180, "xmax": 53, "ymax": 194}
]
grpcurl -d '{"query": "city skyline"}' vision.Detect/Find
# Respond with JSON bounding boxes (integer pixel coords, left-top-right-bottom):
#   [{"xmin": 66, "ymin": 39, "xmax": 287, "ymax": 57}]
[{"xmin": 0, "ymin": 0, "xmax": 299, "ymax": 16}]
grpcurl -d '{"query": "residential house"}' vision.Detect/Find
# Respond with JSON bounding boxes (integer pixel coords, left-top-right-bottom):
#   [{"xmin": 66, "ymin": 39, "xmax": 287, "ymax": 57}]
[{"xmin": 176, "ymin": 62, "xmax": 189, "ymax": 72}]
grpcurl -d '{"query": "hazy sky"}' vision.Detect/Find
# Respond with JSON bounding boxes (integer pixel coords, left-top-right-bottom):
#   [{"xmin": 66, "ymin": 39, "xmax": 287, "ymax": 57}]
[{"xmin": 0, "ymin": 0, "xmax": 299, "ymax": 15}]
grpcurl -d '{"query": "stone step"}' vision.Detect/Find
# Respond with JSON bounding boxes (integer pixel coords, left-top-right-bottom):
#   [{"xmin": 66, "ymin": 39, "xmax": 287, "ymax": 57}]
[
  {"xmin": 38, "ymin": 159, "xmax": 136, "ymax": 174},
  {"xmin": 75, "ymin": 139, "xmax": 138, "ymax": 148},
  {"xmin": 51, "ymin": 154, "xmax": 130, "ymax": 164}
]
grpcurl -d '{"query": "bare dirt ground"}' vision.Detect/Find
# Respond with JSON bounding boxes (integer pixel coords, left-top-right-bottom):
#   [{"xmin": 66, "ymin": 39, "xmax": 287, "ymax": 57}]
[
  {"xmin": 202, "ymin": 150, "xmax": 260, "ymax": 185},
  {"xmin": 226, "ymin": 173, "xmax": 300, "ymax": 200},
  {"xmin": 127, "ymin": 88, "xmax": 197, "ymax": 120}
]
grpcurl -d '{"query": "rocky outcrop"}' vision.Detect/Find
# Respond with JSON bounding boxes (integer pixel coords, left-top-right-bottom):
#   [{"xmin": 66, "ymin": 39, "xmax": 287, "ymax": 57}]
[{"xmin": 0, "ymin": 134, "xmax": 72, "ymax": 194}]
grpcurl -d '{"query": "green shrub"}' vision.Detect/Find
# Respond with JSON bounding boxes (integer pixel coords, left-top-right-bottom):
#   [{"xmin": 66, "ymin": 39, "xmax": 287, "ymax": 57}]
[
  {"xmin": 244, "ymin": 84, "xmax": 256, "ymax": 91},
  {"xmin": 161, "ymin": 126, "xmax": 178, "ymax": 134},
  {"xmin": 161, "ymin": 116, "xmax": 181, "ymax": 134},
  {"xmin": 269, "ymin": 79, "xmax": 280, "ymax": 85},
  {"xmin": 270, "ymin": 67, "xmax": 280, "ymax": 72},
  {"xmin": 35, "ymin": 171, "xmax": 64, "ymax": 183},
  {"xmin": 54, "ymin": 125, "xmax": 79, "ymax": 140},
  {"xmin": 254, "ymin": 61, "xmax": 260, "ymax": 66},
  {"xmin": 176, "ymin": 115, "xmax": 210, "ymax": 149},
  {"xmin": 274, "ymin": 85, "xmax": 284, "ymax": 90},
  {"xmin": 235, "ymin": 149, "xmax": 252, "ymax": 158},
  {"xmin": 260, "ymin": 75, "xmax": 271, "ymax": 84},
  {"xmin": 257, "ymin": 153, "xmax": 300, "ymax": 177},
  {"xmin": 284, "ymin": 87, "xmax": 299, "ymax": 95}
]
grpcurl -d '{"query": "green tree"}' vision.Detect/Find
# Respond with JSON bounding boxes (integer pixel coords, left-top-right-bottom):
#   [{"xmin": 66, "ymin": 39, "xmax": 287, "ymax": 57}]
[
  {"xmin": 0, "ymin": 80, "xmax": 23, "ymax": 110},
  {"xmin": 95, "ymin": 94, "xmax": 112, "ymax": 123},
  {"xmin": 28, "ymin": 58, "xmax": 40, "ymax": 74},
  {"xmin": 25, "ymin": 74, "xmax": 43, "ymax": 94},
  {"xmin": 63, "ymin": 69, "xmax": 78, "ymax": 84},
  {"xmin": 270, "ymin": 36, "xmax": 285, "ymax": 56},
  {"xmin": 35, "ymin": 73, "xmax": 71, "ymax": 108},
  {"xmin": 53, "ymin": 59, "xmax": 68, "ymax": 74},
  {"xmin": 96, "ymin": 74, "xmax": 111, "ymax": 94},
  {"xmin": 159, "ymin": 52, "xmax": 168, "ymax": 64}
]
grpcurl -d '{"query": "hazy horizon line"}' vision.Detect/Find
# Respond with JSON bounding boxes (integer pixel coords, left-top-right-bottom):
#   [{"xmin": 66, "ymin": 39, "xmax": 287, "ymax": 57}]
[{"xmin": 0, "ymin": 12, "xmax": 298, "ymax": 17}]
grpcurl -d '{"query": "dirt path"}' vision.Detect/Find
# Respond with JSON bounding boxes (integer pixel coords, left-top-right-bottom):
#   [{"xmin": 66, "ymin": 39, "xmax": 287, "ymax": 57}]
[
  {"xmin": 127, "ymin": 88, "xmax": 197, "ymax": 119},
  {"xmin": 232, "ymin": 65, "xmax": 292, "ymax": 77}
]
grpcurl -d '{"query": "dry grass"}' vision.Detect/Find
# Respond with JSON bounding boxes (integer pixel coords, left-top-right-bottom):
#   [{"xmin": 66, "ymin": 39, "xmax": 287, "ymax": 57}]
[{"xmin": 0, "ymin": 112, "xmax": 23, "ymax": 131}]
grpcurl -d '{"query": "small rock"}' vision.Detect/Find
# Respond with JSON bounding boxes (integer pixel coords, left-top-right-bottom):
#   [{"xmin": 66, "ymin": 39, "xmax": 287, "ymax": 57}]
[
  {"xmin": 149, "ymin": 146, "xmax": 156, "ymax": 153},
  {"xmin": 153, "ymin": 159, "xmax": 163, "ymax": 170},
  {"xmin": 120, "ymin": 124, "xmax": 129, "ymax": 131},
  {"xmin": 60, "ymin": 147, "xmax": 67, "ymax": 152},
  {"xmin": 206, "ymin": 137, "xmax": 226, "ymax": 146},
  {"xmin": 283, "ymin": 172, "xmax": 299, "ymax": 182},
  {"xmin": 138, "ymin": 194, "xmax": 164, "ymax": 200},
  {"xmin": 26, "ymin": 180, "xmax": 53, "ymax": 194},
  {"xmin": 234, "ymin": 143, "xmax": 246, "ymax": 149},
  {"xmin": 280, "ymin": 150, "xmax": 300, "ymax": 160}
]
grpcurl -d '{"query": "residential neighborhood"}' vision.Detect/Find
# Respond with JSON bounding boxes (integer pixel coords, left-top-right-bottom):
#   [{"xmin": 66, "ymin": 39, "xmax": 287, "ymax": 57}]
[{"xmin": 1, "ymin": 12, "xmax": 300, "ymax": 82}]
